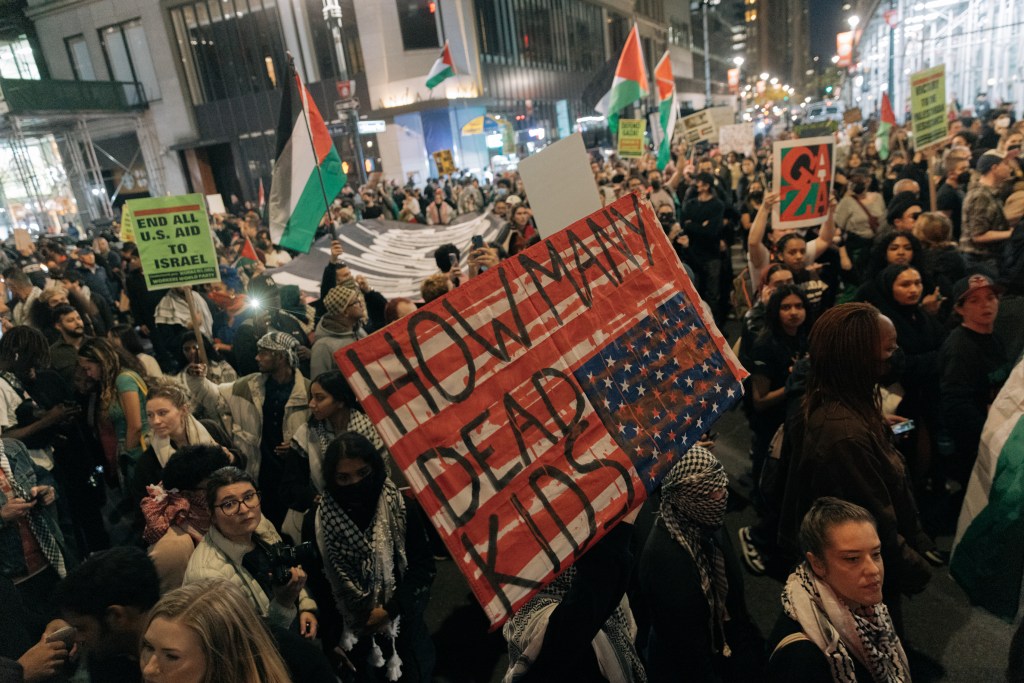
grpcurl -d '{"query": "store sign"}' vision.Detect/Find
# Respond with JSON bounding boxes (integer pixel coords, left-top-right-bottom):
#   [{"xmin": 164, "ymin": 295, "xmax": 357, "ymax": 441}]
[{"xmin": 836, "ymin": 31, "xmax": 854, "ymax": 68}]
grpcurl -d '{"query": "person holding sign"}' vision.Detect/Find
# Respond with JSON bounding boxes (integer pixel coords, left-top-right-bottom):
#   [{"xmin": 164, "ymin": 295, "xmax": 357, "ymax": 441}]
[
  {"xmin": 503, "ymin": 506, "xmax": 645, "ymax": 683},
  {"xmin": 315, "ymin": 432, "xmax": 436, "ymax": 682}
]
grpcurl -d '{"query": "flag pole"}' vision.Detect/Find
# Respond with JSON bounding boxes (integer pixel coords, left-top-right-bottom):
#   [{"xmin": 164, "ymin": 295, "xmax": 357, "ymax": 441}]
[{"xmin": 287, "ymin": 52, "xmax": 341, "ymax": 240}]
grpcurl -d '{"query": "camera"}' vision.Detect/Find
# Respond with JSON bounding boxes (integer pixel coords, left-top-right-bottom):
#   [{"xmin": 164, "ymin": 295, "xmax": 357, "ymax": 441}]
[{"xmin": 268, "ymin": 541, "xmax": 318, "ymax": 585}]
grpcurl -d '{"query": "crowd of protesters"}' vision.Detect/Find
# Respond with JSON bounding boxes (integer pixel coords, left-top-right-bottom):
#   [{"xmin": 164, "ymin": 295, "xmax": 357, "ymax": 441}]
[{"xmin": 0, "ymin": 100, "xmax": 1021, "ymax": 683}]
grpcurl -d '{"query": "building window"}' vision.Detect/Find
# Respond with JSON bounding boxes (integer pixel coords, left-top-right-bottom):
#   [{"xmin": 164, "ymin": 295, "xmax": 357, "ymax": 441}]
[
  {"xmin": 0, "ymin": 36, "xmax": 41, "ymax": 80},
  {"xmin": 99, "ymin": 19, "xmax": 161, "ymax": 100},
  {"xmin": 474, "ymin": 0, "xmax": 603, "ymax": 72},
  {"xmin": 65, "ymin": 35, "xmax": 97, "ymax": 80},
  {"xmin": 169, "ymin": 0, "xmax": 287, "ymax": 106},
  {"xmin": 396, "ymin": 0, "xmax": 440, "ymax": 51}
]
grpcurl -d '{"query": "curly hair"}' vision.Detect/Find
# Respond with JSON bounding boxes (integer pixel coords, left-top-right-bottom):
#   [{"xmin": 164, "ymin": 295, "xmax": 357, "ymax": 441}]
[
  {"xmin": 0, "ymin": 326, "xmax": 50, "ymax": 370},
  {"xmin": 77, "ymin": 337, "xmax": 146, "ymax": 410}
]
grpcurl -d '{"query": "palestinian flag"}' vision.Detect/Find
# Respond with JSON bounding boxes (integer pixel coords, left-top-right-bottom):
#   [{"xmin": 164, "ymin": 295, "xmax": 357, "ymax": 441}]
[
  {"xmin": 654, "ymin": 52, "xmax": 677, "ymax": 171},
  {"xmin": 426, "ymin": 42, "xmax": 455, "ymax": 90},
  {"xmin": 595, "ymin": 24, "xmax": 649, "ymax": 135},
  {"xmin": 877, "ymin": 92, "xmax": 896, "ymax": 160},
  {"xmin": 951, "ymin": 357, "xmax": 1024, "ymax": 620},
  {"xmin": 268, "ymin": 62, "xmax": 346, "ymax": 253}
]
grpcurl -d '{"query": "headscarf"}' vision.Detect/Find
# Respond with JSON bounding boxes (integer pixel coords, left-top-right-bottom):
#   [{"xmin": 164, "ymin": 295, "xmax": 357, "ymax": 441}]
[
  {"xmin": 316, "ymin": 449, "xmax": 407, "ymax": 681},
  {"xmin": 782, "ymin": 562, "xmax": 910, "ymax": 683},
  {"xmin": 256, "ymin": 331, "xmax": 299, "ymax": 368},
  {"xmin": 324, "ymin": 285, "xmax": 360, "ymax": 316},
  {"xmin": 659, "ymin": 446, "xmax": 730, "ymax": 655},
  {"xmin": 503, "ymin": 567, "xmax": 646, "ymax": 683},
  {"xmin": 140, "ymin": 483, "xmax": 211, "ymax": 546}
]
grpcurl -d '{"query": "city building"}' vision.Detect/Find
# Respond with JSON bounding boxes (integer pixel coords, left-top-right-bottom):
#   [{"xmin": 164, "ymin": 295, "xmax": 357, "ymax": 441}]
[
  {"xmin": 0, "ymin": 0, "xmax": 744, "ymax": 234},
  {"xmin": 847, "ymin": 0, "xmax": 1022, "ymax": 120},
  {"xmin": 743, "ymin": 0, "xmax": 809, "ymax": 89}
]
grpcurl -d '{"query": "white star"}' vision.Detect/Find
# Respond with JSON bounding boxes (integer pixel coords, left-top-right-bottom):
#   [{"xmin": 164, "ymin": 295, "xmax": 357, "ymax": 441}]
[
  {"xmin": 634, "ymin": 445, "xmax": 643, "ymax": 455},
  {"xmin": 643, "ymin": 349, "xmax": 651, "ymax": 358},
  {"xmin": 645, "ymin": 330, "xmax": 653, "ymax": 338},
  {"xmin": 605, "ymin": 357, "xmax": 616, "ymax": 367},
  {"xmin": 713, "ymin": 383, "xmax": 721, "ymax": 393},
  {"xmin": 655, "ymin": 370, "xmax": 664, "ymax": 381},
  {"xmin": 603, "ymin": 377, "xmax": 614, "ymax": 389},
  {"xmin": 618, "ymin": 424, "xmax": 627, "ymax": 434},
  {"xmin": 712, "ymin": 402, "xmax": 719, "ymax": 412},
  {"xmin": 620, "ymin": 380, "xmax": 630, "ymax": 392},
  {"xmin": 636, "ymin": 385, "xmax": 646, "ymax": 396},
  {"xmin": 623, "ymin": 362, "xmax": 633, "ymax": 373},
  {"xmin": 696, "ymin": 418, "xmax": 703, "ymax": 429},
  {"xmin": 685, "ymin": 377, "xmax": 694, "ymax": 387},
  {"xmin": 690, "ymin": 324, "xmax": 699, "ymax": 332},
  {"xmin": 657, "ymin": 351, "xmax": 664, "ymax": 360},
  {"xmin": 603, "ymin": 398, "xmax": 611, "ymax": 410},
  {"xmin": 727, "ymin": 388, "xmax": 736, "ymax": 398},
  {"xmin": 652, "ymin": 430, "xmax": 661, "ymax": 441},
  {"xmin": 587, "ymin": 372, "xmax": 595, "ymax": 382},
  {"xmin": 701, "ymin": 362, "xmax": 710, "ymax": 373}
]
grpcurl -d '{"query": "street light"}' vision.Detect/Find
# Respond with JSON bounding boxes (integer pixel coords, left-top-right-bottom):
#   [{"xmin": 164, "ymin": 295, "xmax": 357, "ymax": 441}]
[
  {"xmin": 733, "ymin": 56, "xmax": 745, "ymax": 67},
  {"xmin": 760, "ymin": 72, "xmax": 769, "ymax": 80},
  {"xmin": 848, "ymin": 15, "xmax": 860, "ymax": 29},
  {"xmin": 701, "ymin": 0, "xmax": 721, "ymax": 108},
  {"xmin": 831, "ymin": 55, "xmax": 840, "ymax": 64}
]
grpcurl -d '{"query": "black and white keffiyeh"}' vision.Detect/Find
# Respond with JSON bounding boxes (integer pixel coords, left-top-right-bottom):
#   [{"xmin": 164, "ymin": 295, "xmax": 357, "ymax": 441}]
[
  {"xmin": 658, "ymin": 446, "xmax": 730, "ymax": 655},
  {"xmin": 317, "ymin": 478, "xmax": 407, "ymax": 679},
  {"xmin": 782, "ymin": 562, "xmax": 910, "ymax": 683},
  {"xmin": 502, "ymin": 567, "xmax": 647, "ymax": 683},
  {"xmin": 0, "ymin": 440, "xmax": 66, "ymax": 578},
  {"xmin": 257, "ymin": 331, "xmax": 300, "ymax": 368}
]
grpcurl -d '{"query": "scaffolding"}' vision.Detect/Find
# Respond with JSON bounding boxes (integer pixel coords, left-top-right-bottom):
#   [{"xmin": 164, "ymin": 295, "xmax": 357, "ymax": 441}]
[{"xmin": 851, "ymin": 0, "xmax": 1023, "ymax": 119}]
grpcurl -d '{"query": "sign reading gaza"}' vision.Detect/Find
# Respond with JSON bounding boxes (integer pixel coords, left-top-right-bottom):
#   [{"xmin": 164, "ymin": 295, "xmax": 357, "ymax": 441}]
[
  {"xmin": 126, "ymin": 193, "xmax": 221, "ymax": 290},
  {"xmin": 336, "ymin": 193, "xmax": 748, "ymax": 627}
]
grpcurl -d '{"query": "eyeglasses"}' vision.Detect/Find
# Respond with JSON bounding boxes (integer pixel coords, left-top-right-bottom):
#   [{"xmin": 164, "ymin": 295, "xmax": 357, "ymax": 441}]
[{"xmin": 216, "ymin": 490, "xmax": 261, "ymax": 515}]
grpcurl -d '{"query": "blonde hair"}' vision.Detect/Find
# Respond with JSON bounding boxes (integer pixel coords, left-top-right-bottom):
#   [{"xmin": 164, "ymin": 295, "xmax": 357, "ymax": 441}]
[
  {"xmin": 146, "ymin": 379, "xmax": 190, "ymax": 410},
  {"xmin": 143, "ymin": 580, "xmax": 292, "ymax": 683},
  {"xmin": 912, "ymin": 211, "xmax": 954, "ymax": 247},
  {"xmin": 39, "ymin": 284, "xmax": 68, "ymax": 307}
]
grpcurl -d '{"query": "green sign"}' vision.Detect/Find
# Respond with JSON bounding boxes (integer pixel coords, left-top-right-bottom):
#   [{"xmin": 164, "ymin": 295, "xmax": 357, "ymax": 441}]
[
  {"xmin": 617, "ymin": 118, "xmax": 646, "ymax": 158},
  {"xmin": 126, "ymin": 193, "xmax": 220, "ymax": 290},
  {"xmin": 910, "ymin": 65, "xmax": 946, "ymax": 149}
]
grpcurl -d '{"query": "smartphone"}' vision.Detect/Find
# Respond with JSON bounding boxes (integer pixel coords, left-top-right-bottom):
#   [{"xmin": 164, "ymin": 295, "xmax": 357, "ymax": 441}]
[
  {"xmin": 891, "ymin": 420, "xmax": 916, "ymax": 435},
  {"xmin": 46, "ymin": 625, "xmax": 76, "ymax": 649},
  {"xmin": 448, "ymin": 252, "xmax": 459, "ymax": 271},
  {"xmin": 471, "ymin": 234, "xmax": 485, "ymax": 250}
]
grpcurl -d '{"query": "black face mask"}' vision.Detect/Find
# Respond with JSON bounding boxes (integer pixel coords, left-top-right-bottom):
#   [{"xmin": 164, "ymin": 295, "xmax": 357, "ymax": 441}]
[
  {"xmin": 329, "ymin": 473, "xmax": 380, "ymax": 512},
  {"xmin": 749, "ymin": 191, "xmax": 764, "ymax": 202},
  {"xmin": 851, "ymin": 182, "xmax": 868, "ymax": 194},
  {"xmin": 957, "ymin": 171, "xmax": 972, "ymax": 186},
  {"xmin": 658, "ymin": 213, "xmax": 674, "ymax": 225},
  {"xmin": 651, "ymin": 180, "xmax": 662, "ymax": 191},
  {"xmin": 891, "ymin": 164, "xmax": 905, "ymax": 174}
]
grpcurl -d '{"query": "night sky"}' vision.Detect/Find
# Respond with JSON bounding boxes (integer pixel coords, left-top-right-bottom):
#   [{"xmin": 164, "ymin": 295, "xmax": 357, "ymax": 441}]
[{"xmin": 808, "ymin": 0, "xmax": 843, "ymax": 61}]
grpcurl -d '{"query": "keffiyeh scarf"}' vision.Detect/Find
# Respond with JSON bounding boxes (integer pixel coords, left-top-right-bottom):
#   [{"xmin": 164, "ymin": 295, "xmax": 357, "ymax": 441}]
[
  {"xmin": 502, "ymin": 567, "xmax": 647, "ymax": 683},
  {"xmin": 140, "ymin": 484, "xmax": 211, "ymax": 546},
  {"xmin": 659, "ymin": 446, "xmax": 731, "ymax": 655},
  {"xmin": 257, "ymin": 330, "xmax": 300, "ymax": 368},
  {"xmin": 0, "ymin": 440, "xmax": 66, "ymax": 578},
  {"xmin": 317, "ymin": 480, "xmax": 407, "ymax": 680},
  {"xmin": 782, "ymin": 562, "xmax": 910, "ymax": 683}
]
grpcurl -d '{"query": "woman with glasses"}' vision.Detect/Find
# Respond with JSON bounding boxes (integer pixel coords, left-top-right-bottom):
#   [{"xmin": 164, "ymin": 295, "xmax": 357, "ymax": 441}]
[{"xmin": 182, "ymin": 466, "xmax": 318, "ymax": 638}]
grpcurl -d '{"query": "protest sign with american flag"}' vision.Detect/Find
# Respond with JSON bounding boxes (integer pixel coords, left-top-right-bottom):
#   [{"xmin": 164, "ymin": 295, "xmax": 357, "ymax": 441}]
[{"xmin": 336, "ymin": 193, "xmax": 748, "ymax": 627}]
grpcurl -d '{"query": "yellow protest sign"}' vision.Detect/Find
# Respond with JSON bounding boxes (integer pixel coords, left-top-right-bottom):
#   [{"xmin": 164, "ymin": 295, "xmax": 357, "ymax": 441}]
[
  {"xmin": 910, "ymin": 65, "xmax": 946, "ymax": 149},
  {"xmin": 617, "ymin": 119, "xmax": 647, "ymax": 158},
  {"xmin": 120, "ymin": 205, "xmax": 136, "ymax": 243},
  {"xmin": 433, "ymin": 149, "xmax": 456, "ymax": 176}
]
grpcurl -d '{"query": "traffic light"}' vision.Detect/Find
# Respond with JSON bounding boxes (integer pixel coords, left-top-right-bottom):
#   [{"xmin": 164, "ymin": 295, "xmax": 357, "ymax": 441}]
[{"xmin": 825, "ymin": 85, "xmax": 833, "ymax": 94}]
